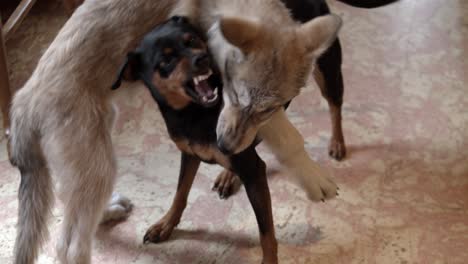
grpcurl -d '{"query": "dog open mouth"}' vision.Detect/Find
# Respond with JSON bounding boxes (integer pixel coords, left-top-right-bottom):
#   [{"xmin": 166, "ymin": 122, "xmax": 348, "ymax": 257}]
[{"xmin": 185, "ymin": 70, "xmax": 221, "ymax": 107}]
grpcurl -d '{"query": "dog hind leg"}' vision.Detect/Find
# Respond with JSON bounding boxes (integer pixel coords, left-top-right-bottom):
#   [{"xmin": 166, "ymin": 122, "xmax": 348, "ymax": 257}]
[
  {"xmin": 314, "ymin": 39, "xmax": 346, "ymax": 160},
  {"xmin": 99, "ymin": 102, "xmax": 133, "ymax": 224},
  {"xmin": 50, "ymin": 125, "xmax": 116, "ymax": 264}
]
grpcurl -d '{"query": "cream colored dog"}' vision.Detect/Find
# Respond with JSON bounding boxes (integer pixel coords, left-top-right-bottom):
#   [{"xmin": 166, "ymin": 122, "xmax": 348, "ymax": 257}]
[{"xmin": 9, "ymin": 0, "xmax": 339, "ymax": 263}]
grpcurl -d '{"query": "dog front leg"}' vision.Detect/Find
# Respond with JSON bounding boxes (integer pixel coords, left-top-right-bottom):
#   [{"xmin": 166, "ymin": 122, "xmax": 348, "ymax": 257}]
[
  {"xmin": 258, "ymin": 109, "xmax": 338, "ymax": 201},
  {"xmin": 232, "ymin": 147, "xmax": 278, "ymax": 264},
  {"xmin": 143, "ymin": 152, "xmax": 200, "ymax": 244}
]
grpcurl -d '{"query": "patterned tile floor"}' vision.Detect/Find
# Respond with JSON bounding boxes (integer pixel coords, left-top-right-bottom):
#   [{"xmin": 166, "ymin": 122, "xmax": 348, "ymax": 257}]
[{"xmin": 1, "ymin": 0, "xmax": 467, "ymax": 263}]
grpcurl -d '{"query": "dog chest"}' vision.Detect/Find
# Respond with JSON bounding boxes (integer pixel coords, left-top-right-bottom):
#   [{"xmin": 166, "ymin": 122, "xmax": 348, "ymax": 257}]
[{"xmin": 173, "ymin": 139, "xmax": 230, "ymax": 168}]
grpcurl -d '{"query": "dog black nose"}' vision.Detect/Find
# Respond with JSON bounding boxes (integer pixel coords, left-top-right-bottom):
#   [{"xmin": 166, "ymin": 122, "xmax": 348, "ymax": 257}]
[
  {"xmin": 217, "ymin": 138, "xmax": 232, "ymax": 155},
  {"xmin": 193, "ymin": 53, "xmax": 210, "ymax": 69}
]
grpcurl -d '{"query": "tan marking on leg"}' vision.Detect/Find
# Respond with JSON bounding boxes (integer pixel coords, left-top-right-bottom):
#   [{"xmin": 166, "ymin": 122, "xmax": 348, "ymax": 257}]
[
  {"xmin": 173, "ymin": 139, "xmax": 231, "ymax": 168},
  {"xmin": 328, "ymin": 102, "xmax": 345, "ymax": 159},
  {"xmin": 313, "ymin": 68, "xmax": 346, "ymax": 160},
  {"xmin": 144, "ymin": 154, "xmax": 200, "ymax": 243},
  {"xmin": 260, "ymin": 230, "xmax": 278, "ymax": 264}
]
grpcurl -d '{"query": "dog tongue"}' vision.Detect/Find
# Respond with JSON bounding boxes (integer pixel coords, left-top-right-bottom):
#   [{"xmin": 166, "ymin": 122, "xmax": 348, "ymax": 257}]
[{"xmin": 195, "ymin": 80, "xmax": 214, "ymax": 98}]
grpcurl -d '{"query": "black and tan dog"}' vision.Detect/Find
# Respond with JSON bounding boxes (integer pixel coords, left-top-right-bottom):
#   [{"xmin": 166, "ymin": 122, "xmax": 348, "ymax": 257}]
[{"xmin": 112, "ymin": 16, "xmax": 280, "ymax": 263}]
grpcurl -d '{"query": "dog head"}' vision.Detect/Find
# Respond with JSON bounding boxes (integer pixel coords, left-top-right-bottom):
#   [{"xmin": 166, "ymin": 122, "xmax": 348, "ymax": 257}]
[
  {"xmin": 209, "ymin": 15, "xmax": 342, "ymax": 154},
  {"xmin": 113, "ymin": 16, "xmax": 221, "ymax": 109}
]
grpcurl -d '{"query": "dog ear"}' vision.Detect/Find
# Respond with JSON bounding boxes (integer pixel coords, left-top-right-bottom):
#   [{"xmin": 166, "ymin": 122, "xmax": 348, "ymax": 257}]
[
  {"xmin": 111, "ymin": 51, "xmax": 142, "ymax": 90},
  {"xmin": 297, "ymin": 14, "xmax": 342, "ymax": 58},
  {"xmin": 219, "ymin": 17, "xmax": 261, "ymax": 54}
]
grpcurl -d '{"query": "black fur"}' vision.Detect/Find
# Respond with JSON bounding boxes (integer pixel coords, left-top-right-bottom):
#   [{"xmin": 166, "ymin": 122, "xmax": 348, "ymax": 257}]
[
  {"xmin": 158, "ymin": 97, "xmax": 221, "ymax": 152},
  {"xmin": 336, "ymin": 0, "xmax": 398, "ymax": 8}
]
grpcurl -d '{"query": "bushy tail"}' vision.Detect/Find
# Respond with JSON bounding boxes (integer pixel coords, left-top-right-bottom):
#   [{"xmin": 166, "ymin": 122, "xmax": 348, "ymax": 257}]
[
  {"xmin": 337, "ymin": 0, "xmax": 398, "ymax": 8},
  {"xmin": 10, "ymin": 113, "xmax": 53, "ymax": 264}
]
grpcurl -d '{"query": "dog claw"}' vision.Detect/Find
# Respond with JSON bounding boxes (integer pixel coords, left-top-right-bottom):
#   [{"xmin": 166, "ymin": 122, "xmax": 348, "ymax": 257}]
[
  {"xmin": 143, "ymin": 232, "xmax": 155, "ymax": 244},
  {"xmin": 321, "ymin": 188, "xmax": 327, "ymax": 198},
  {"xmin": 143, "ymin": 219, "xmax": 177, "ymax": 244},
  {"xmin": 213, "ymin": 170, "xmax": 240, "ymax": 200}
]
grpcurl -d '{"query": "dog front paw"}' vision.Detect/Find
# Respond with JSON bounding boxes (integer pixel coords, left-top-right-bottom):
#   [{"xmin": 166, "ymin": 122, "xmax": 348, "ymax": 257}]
[
  {"xmin": 101, "ymin": 193, "xmax": 133, "ymax": 224},
  {"xmin": 301, "ymin": 173, "xmax": 338, "ymax": 202},
  {"xmin": 212, "ymin": 170, "xmax": 241, "ymax": 199},
  {"xmin": 143, "ymin": 217, "xmax": 177, "ymax": 244}
]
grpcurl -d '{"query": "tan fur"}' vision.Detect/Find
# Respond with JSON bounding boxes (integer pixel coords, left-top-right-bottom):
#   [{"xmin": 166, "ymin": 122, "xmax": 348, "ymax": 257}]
[
  {"xmin": 212, "ymin": 169, "xmax": 241, "ymax": 198},
  {"xmin": 9, "ymin": 1, "xmax": 178, "ymax": 263},
  {"xmin": 172, "ymin": 0, "xmax": 342, "ymax": 155},
  {"xmin": 171, "ymin": 0, "xmax": 340, "ymax": 201},
  {"xmin": 173, "ymin": 139, "xmax": 230, "ymax": 168},
  {"xmin": 152, "ymin": 59, "xmax": 193, "ymax": 109},
  {"xmin": 258, "ymin": 110, "xmax": 338, "ymax": 201}
]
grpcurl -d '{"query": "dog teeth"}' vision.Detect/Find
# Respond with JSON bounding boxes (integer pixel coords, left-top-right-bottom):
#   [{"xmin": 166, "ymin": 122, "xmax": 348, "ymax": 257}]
[
  {"xmin": 196, "ymin": 69, "xmax": 213, "ymax": 83},
  {"xmin": 209, "ymin": 93, "xmax": 218, "ymax": 102},
  {"xmin": 214, "ymin": 87, "xmax": 218, "ymax": 95},
  {"xmin": 200, "ymin": 93, "xmax": 218, "ymax": 104}
]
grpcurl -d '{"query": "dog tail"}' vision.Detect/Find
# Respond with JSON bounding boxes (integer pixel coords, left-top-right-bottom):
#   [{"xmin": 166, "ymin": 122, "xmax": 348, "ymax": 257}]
[
  {"xmin": 337, "ymin": 0, "xmax": 398, "ymax": 8},
  {"xmin": 9, "ymin": 106, "xmax": 53, "ymax": 264}
]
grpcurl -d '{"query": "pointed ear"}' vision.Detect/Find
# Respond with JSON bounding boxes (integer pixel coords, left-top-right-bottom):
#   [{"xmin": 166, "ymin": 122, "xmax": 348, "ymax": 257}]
[
  {"xmin": 297, "ymin": 14, "xmax": 342, "ymax": 58},
  {"xmin": 111, "ymin": 51, "xmax": 142, "ymax": 90},
  {"xmin": 219, "ymin": 17, "xmax": 261, "ymax": 54}
]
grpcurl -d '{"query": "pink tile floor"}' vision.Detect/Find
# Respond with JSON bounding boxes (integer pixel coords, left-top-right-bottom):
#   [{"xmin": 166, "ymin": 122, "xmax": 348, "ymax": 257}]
[{"xmin": 1, "ymin": 0, "xmax": 467, "ymax": 263}]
